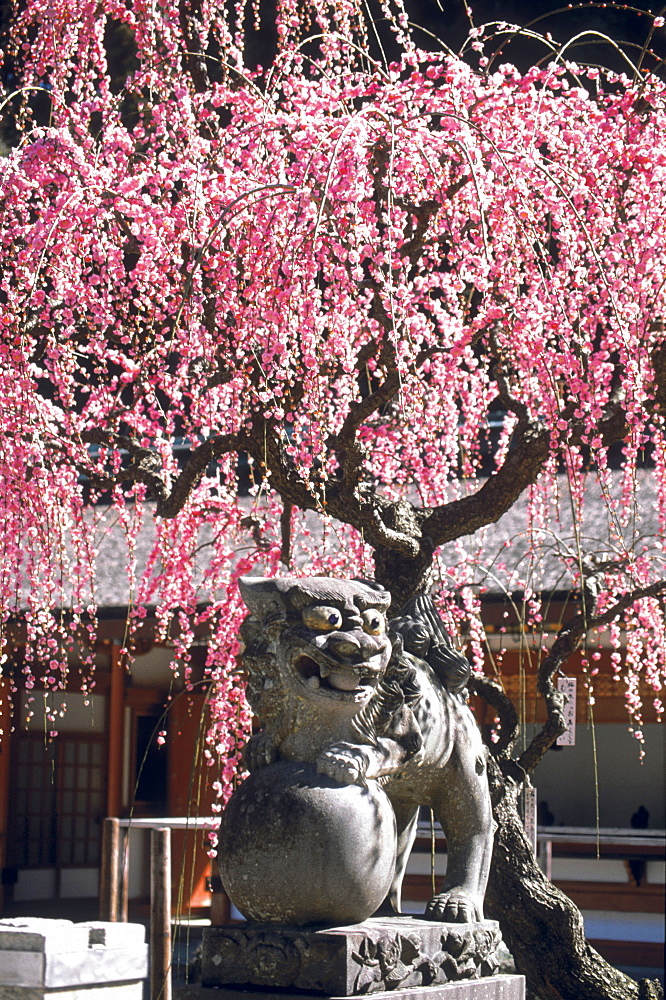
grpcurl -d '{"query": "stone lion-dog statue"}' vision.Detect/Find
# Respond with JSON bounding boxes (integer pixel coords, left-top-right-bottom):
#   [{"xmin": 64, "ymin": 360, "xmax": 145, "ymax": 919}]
[{"xmin": 235, "ymin": 576, "xmax": 493, "ymax": 923}]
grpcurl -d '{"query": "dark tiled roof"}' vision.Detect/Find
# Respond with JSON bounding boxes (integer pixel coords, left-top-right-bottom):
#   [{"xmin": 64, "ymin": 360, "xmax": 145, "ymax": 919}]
[{"xmin": 88, "ymin": 469, "xmax": 659, "ymax": 606}]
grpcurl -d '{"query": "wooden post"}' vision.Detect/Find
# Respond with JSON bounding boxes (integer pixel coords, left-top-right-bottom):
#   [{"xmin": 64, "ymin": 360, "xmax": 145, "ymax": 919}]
[
  {"xmin": 150, "ymin": 827, "xmax": 172, "ymax": 1000},
  {"xmin": 107, "ymin": 643, "xmax": 125, "ymax": 818},
  {"xmin": 120, "ymin": 826, "xmax": 129, "ymax": 921},
  {"xmin": 99, "ymin": 817, "xmax": 121, "ymax": 921},
  {"xmin": 0, "ymin": 680, "xmax": 12, "ymax": 914},
  {"xmin": 207, "ymin": 874, "xmax": 231, "ymax": 925},
  {"xmin": 538, "ymin": 837, "xmax": 553, "ymax": 881}
]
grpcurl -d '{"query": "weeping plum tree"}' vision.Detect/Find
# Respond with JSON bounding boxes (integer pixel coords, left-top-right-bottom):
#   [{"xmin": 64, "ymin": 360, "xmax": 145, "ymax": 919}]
[{"xmin": 1, "ymin": 1, "xmax": 665, "ymax": 996}]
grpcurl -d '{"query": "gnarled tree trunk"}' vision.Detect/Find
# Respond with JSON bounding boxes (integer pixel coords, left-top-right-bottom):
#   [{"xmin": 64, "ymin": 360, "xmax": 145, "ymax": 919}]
[
  {"xmin": 374, "ymin": 554, "xmax": 664, "ymax": 1000},
  {"xmin": 484, "ymin": 757, "xmax": 663, "ymax": 1000}
]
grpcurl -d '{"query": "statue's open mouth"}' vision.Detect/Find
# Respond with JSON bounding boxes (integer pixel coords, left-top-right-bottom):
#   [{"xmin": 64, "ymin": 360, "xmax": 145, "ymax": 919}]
[{"xmin": 293, "ymin": 652, "xmax": 379, "ymax": 701}]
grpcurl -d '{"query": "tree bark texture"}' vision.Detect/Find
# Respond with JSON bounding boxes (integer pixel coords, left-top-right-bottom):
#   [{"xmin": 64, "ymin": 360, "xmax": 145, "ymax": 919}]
[
  {"xmin": 373, "ymin": 543, "xmax": 435, "ymax": 612},
  {"xmin": 484, "ymin": 758, "xmax": 663, "ymax": 1000},
  {"xmin": 379, "ymin": 564, "xmax": 666, "ymax": 999}
]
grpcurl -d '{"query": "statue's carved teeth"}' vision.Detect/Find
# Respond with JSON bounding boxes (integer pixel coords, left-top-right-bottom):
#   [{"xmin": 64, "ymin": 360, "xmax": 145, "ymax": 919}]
[
  {"xmin": 327, "ymin": 669, "xmax": 361, "ymax": 692},
  {"xmin": 295, "ymin": 652, "xmax": 359, "ymax": 695}
]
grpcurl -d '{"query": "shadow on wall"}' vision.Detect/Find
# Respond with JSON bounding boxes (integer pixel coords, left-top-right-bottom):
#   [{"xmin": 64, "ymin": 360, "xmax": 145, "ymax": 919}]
[{"xmin": 529, "ymin": 724, "xmax": 664, "ymax": 829}]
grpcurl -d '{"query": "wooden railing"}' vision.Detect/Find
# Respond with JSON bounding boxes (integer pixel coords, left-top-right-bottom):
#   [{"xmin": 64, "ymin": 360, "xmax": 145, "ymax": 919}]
[
  {"xmin": 101, "ymin": 817, "xmax": 664, "ymax": 991},
  {"xmin": 410, "ymin": 821, "xmax": 665, "ymax": 969},
  {"xmin": 99, "ymin": 816, "xmax": 219, "ymax": 1000}
]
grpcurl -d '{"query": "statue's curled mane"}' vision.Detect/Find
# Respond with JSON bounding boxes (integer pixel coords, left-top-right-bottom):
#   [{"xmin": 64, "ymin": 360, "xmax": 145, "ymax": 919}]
[{"xmin": 352, "ymin": 636, "xmax": 421, "ymax": 751}]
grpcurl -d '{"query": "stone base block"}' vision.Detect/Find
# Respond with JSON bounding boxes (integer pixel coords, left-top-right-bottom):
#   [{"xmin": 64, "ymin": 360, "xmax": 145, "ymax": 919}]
[
  {"xmin": 202, "ymin": 917, "xmax": 504, "ymax": 996},
  {"xmin": 176, "ymin": 975, "xmax": 525, "ymax": 1000},
  {"xmin": 0, "ymin": 947, "xmax": 149, "ymax": 989},
  {"xmin": 0, "ymin": 981, "xmax": 144, "ymax": 1000},
  {"xmin": 0, "ymin": 919, "xmax": 148, "ymax": 1000}
]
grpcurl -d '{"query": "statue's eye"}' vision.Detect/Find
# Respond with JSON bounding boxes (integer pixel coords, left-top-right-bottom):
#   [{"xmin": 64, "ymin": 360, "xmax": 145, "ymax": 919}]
[
  {"xmin": 362, "ymin": 609, "xmax": 386, "ymax": 636},
  {"xmin": 302, "ymin": 605, "xmax": 343, "ymax": 631}
]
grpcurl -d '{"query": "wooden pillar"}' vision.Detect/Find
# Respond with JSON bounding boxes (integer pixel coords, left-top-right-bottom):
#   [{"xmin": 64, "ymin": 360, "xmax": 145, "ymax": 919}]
[
  {"xmin": 207, "ymin": 873, "xmax": 231, "ymax": 925},
  {"xmin": 99, "ymin": 817, "xmax": 121, "ymax": 921},
  {"xmin": 150, "ymin": 827, "xmax": 172, "ymax": 1000},
  {"xmin": 99, "ymin": 817, "xmax": 129, "ymax": 921},
  {"xmin": 168, "ymin": 693, "xmax": 218, "ymax": 914},
  {"xmin": 0, "ymin": 679, "xmax": 12, "ymax": 912},
  {"xmin": 119, "ymin": 826, "xmax": 129, "ymax": 921},
  {"xmin": 107, "ymin": 643, "xmax": 125, "ymax": 818}
]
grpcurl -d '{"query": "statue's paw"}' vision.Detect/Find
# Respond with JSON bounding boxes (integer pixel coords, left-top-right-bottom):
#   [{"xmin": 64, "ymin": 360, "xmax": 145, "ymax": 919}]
[
  {"xmin": 242, "ymin": 733, "xmax": 277, "ymax": 771},
  {"xmin": 425, "ymin": 889, "xmax": 482, "ymax": 923},
  {"xmin": 316, "ymin": 745, "xmax": 369, "ymax": 786}
]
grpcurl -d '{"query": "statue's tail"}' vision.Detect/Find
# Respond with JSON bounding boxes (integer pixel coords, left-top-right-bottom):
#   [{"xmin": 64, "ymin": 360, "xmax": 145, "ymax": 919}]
[{"xmin": 392, "ymin": 594, "xmax": 472, "ymax": 694}]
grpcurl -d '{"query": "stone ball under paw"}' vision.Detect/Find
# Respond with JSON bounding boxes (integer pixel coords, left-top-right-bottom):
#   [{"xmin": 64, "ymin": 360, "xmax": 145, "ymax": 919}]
[{"xmin": 218, "ymin": 760, "xmax": 397, "ymax": 925}]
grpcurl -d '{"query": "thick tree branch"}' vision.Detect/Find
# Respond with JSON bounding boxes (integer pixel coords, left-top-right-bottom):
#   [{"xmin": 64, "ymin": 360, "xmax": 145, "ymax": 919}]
[
  {"xmin": 78, "ymin": 334, "xmax": 665, "ymax": 555},
  {"xmin": 398, "ymin": 198, "xmax": 440, "ymax": 267},
  {"xmin": 251, "ymin": 409, "xmax": 424, "ymax": 557},
  {"xmin": 468, "ymin": 674, "xmax": 520, "ymax": 758},
  {"xmin": 82, "ymin": 429, "xmax": 169, "ymax": 505},
  {"xmin": 423, "ymin": 355, "xmax": 552, "ymax": 546},
  {"xmin": 280, "ymin": 500, "xmax": 293, "ymax": 567},
  {"xmin": 362, "ymin": 491, "xmax": 423, "ymax": 557},
  {"xmin": 326, "ymin": 135, "xmax": 440, "ymax": 503},
  {"xmin": 179, "ymin": 0, "xmax": 210, "ymax": 94},
  {"xmin": 327, "ymin": 335, "xmax": 399, "ymax": 497},
  {"xmin": 158, "ymin": 433, "xmax": 249, "ymax": 516},
  {"xmin": 81, "ymin": 428, "xmax": 248, "ymax": 517},
  {"xmin": 485, "ymin": 752, "xmax": 654, "ymax": 1000},
  {"xmin": 420, "ymin": 339, "xmax": 666, "ymax": 553},
  {"xmin": 424, "ymin": 420, "xmax": 551, "ymax": 544}
]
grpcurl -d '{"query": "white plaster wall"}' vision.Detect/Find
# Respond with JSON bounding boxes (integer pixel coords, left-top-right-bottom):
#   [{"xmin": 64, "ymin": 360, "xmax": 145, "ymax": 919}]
[
  {"xmin": 13, "ymin": 868, "xmax": 57, "ymax": 901},
  {"xmin": 59, "ymin": 867, "xmax": 100, "ymax": 898},
  {"xmin": 126, "ymin": 827, "xmax": 150, "ymax": 899},
  {"xmin": 19, "ymin": 691, "xmax": 106, "ymax": 733},
  {"xmin": 529, "ymin": 723, "xmax": 664, "ymax": 828},
  {"xmin": 582, "ymin": 911, "xmax": 665, "ymax": 942}
]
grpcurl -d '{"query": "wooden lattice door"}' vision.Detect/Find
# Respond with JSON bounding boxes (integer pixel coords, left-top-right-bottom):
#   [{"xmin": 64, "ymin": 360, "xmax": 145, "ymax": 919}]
[{"xmin": 8, "ymin": 735, "xmax": 105, "ymax": 898}]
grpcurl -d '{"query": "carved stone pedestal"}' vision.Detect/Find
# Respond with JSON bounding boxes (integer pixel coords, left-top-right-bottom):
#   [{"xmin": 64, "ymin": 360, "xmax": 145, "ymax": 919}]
[
  {"xmin": 181, "ymin": 982, "xmax": 525, "ymax": 1000},
  {"xmin": 201, "ymin": 917, "xmax": 523, "ymax": 998}
]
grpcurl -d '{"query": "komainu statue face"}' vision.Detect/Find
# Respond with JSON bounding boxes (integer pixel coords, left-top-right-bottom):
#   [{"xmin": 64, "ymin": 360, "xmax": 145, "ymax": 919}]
[{"xmin": 239, "ymin": 576, "xmax": 392, "ymax": 707}]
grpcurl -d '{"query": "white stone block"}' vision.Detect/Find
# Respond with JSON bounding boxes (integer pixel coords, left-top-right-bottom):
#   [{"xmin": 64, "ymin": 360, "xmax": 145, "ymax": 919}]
[
  {"xmin": 0, "ymin": 979, "xmax": 144, "ymax": 1000},
  {"xmin": 0, "ymin": 919, "xmax": 148, "ymax": 995},
  {"xmin": 0, "ymin": 955, "xmax": 43, "ymax": 989},
  {"xmin": 76, "ymin": 924, "xmax": 145, "ymax": 949},
  {"xmin": 0, "ymin": 921, "xmax": 146, "ymax": 956},
  {"xmin": 0, "ymin": 921, "xmax": 88, "ymax": 954},
  {"xmin": 0, "ymin": 947, "xmax": 149, "ymax": 989}
]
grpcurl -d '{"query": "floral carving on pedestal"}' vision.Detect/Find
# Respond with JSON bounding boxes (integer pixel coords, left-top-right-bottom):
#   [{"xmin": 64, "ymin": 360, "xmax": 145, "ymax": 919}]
[
  {"xmin": 202, "ymin": 918, "xmax": 502, "ymax": 996},
  {"xmin": 352, "ymin": 932, "xmax": 432, "ymax": 993},
  {"xmin": 350, "ymin": 923, "xmax": 502, "ymax": 994}
]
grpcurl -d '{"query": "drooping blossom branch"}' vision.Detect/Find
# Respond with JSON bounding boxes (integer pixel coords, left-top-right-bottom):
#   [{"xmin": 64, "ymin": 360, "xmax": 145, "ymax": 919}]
[
  {"xmin": 0, "ymin": 0, "xmax": 665, "ymax": 779},
  {"xmin": 518, "ymin": 578, "xmax": 666, "ymax": 773}
]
